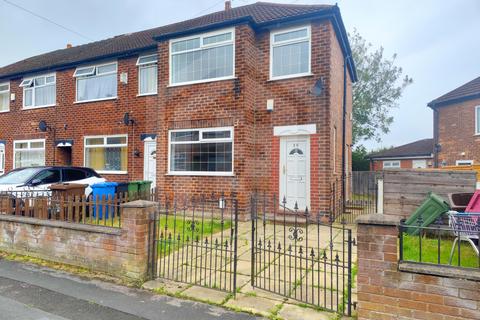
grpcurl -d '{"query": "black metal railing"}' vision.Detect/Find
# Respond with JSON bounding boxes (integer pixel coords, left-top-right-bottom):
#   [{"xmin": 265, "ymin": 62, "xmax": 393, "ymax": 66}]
[
  {"xmin": 399, "ymin": 214, "xmax": 480, "ymax": 269},
  {"xmin": 251, "ymin": 193, "xmax": 354, "ymax": 316},
  {"xmin": 150, "ymin": 194, "xmax": 239, "ymax": 294}
]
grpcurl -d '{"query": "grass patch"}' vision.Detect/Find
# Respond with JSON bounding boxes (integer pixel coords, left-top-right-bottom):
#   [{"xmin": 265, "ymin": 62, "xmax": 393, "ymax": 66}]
[
  {"xmin": 402, "ymin": 234, "xmax": 479, "ymax": 268},
  {"xmin": 157, "ymin": 217, "xmax": 232, "ymax": 256}
]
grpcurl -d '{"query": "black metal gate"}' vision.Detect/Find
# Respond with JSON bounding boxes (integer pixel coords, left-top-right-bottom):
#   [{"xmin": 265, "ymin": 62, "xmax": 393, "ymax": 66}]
[
  {"xmin": 149, "ymin": 195, "xmax": 239, "ymax": 294},
  {"xmin": 250, "ymin": 194, "xmax": 355, "ymax": 316}
]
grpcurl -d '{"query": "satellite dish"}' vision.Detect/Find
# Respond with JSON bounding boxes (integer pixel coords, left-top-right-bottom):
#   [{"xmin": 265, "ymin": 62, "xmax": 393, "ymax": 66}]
[
  {"xmin": 311, "ymin": 79, "xmax": 324, "ymax": 97},
  {"xmin": 38, "ymin": 120, "xmax": 48, "ymax": 132}
]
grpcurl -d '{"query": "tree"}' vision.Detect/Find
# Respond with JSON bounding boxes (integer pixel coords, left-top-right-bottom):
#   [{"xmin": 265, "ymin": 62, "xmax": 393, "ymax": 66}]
[
  {"xmin": 350, "ymin": 29, "xmax": 413, "ymax": 145},
  {"xmin": 352, "ymin": 145, "xmax": 370, "ymax": 171}
]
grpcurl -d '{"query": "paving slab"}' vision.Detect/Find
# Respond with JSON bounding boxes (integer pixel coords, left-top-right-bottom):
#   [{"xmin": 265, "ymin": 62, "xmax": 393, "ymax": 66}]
[
  {"xmin": 278, "ymin": 303, "xmax": 335, "ymax": 320},
  {"xmin": 181, "ymin": 285, "xmax": 230, "ymax": 304},
  {"xmin": 225, "ymin": 293, "xmax": 280, "ymax": 317},
  {"xmin": 142, "ymin": 278, "xmax": 189, "ymax": 295}
]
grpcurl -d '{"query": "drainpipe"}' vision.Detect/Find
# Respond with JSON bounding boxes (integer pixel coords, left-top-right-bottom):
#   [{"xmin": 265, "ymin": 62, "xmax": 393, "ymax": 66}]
[
  {"xmin": 433, "ymin": 107, "xmax": 439, "ymax": 168},
  {"xmin": 341, "ymin": 55, "xmax": 349, "ymax": 211}
]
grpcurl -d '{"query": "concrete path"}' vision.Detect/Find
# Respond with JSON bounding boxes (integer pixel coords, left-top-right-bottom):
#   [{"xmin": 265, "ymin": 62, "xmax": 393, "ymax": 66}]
[{"xmin": 0, "ymin": 259, "xmax": 259, "ymax": 320}]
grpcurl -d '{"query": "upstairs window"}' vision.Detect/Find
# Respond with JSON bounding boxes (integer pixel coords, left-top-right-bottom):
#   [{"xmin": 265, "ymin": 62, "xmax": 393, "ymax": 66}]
[
  {"xmin": 20, "ymin": 74, "xmax": 56, "ymax": 108},
  {"xmin": 270, "ymin": 25, "xmax": 311, "ymax": 80},
  {"xmin": 169, "ymin": 127, "xmax": 233, "ymax": 175},
  {"xmin": 170, "ymin": 29, "xmax": 234, "ymax": 85},
  {"xmin": 74, "ymin": 62, "xmax": 117, "ymax": 102},
  {"xmin": 0, "ymin": 82, "xmax": 9, "ymax": 112},
  {"xmin": 137, "ymin": 54, "xmax": 158, "ymax": 95}
]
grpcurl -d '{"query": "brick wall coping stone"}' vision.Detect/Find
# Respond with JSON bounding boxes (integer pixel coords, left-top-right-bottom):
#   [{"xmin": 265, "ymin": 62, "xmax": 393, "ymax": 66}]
[
  {"xmin": 121, "ymin": 200, "xmax": 158, "ymax": 208},
  {"xmin": 400, "ymin": 260, "xmax": 480, "ymax": 282},
  {"xmin": 356, "ymin": 213, "xmax": 400, "ymax": 226},
  {"xmin": 0, "ymin": 215, "xmax": 122, "ymax": 236}
]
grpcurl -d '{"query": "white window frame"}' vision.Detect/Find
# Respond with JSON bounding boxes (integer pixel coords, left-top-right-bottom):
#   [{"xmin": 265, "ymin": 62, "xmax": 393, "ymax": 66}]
[
  {"xmin": 74, "ymin": 62, "xmax": 118, "ymax": 103},
  {"xmin": 0, "ymin": 144, "xmax": 5, "ymax": 175},
  {"xmin": 475, "ymin": 106, "xmax": 480, "ymax": 135},
  {"xmin": 13, "ymin": 139, "xmax": 46, "ymax": 169},
  {"xmin": 137, "ymin": 54, "xmax": 158, "ymax": 96},
  {"xmin": 169, "ymin": 28, "xmax": 236, "ymax": 87},
  {"xmin": 0, "ymin": 82, "xmax": 10, "ymax": 113},
  {"xmin": 456, "ymin": 160, "xmax": 473, "ymax": 166},
  {"xmin": 168, "ymin": 126, "xmax": 234, "ymax": 176},
  {"xmin": 270, "ymin": 25, "xmax": 312, "ymax": 81},
  {"xmin": 383, "ymin": 160, "xmax": 400, "ymax": 169},
  {"xmin": 20, "ymin": 74, "xmax": 56, "ymax": 109},
  {"xmin": 84, "ymin": 134, "xmax": 128, "ymax": 174}
]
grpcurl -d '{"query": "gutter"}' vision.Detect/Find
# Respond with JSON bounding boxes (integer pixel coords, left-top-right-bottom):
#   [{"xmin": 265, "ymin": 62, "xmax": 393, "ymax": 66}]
[{"xmin": 427, "ymin": 93, "xmax": 480, "ymax": 109}]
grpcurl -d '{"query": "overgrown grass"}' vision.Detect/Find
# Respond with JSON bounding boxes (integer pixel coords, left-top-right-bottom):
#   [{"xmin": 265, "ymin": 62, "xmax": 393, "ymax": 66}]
[
  {"xmin": 157, "ymin": 217, "xmax": 232, "ymax": 256},
  {"xmin": 402, "ymin": 234, "xmax": 479, "ymax": 268}
]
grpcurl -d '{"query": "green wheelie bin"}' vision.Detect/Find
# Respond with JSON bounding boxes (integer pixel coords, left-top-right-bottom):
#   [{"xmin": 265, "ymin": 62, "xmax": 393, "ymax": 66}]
[{"xmin": 405, "ymin": 192, "xmax": 450, "ymax": 235}]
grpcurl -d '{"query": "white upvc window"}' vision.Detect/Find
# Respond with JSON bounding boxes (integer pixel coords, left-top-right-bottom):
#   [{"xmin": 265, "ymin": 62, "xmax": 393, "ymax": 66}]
[
  {"xmin": 0, "ymin": 144, "xmax": 5, "ymax": 175},
  {"xmin": 74, "ymin": 62, "xmax": 117, "ymax": 103},
  {"xmin": 456, "ymin": 160, "xmax": 473, "ymax": 166},
  {"xmin": 137, "ymin": 54, "xmax": 158, "ymax": 95},
  {"xmin": 168, "ymin": 127, "xmax": 234, "ymax": 176},
  {"xmin": 84, "ymin": 135, "xmax": 128, "ymax": 174},
  {"xmin": 170, "ymin": 28, "xmax": 235, "ymax": 86},
  {"xmin": 270, "ymin": 25, "xmax": 311, "ymax": 80},
  {"xmin": 0, "ymin": 82, "xmax": 9, "ymax": 112},
  {"xmin": 20, "ymin": 74, "xmax": 56, "ymax": 109},
  {"xmin": 13, "ymin": 139, "xmax": 45, "ymax": 168},
  {"xmin": 383, "ymin": 160, "xmax": 400, "ymax": 169},
  {"xmin": 475, "ymin": 106, "xmax": 480, "ymax": 135}
]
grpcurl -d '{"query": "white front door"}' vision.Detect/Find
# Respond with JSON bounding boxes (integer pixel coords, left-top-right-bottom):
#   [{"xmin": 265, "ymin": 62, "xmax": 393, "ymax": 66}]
[
  {"xmin": 144, "ymin": 141, "xmax": 157, "ymax": 188},
  {"xmin": 0, "ymin": 144, "xmax": 4, "ymax": 175},
  {"xmin": 280, "ymin": 136, "xmax": 310, "ymax": 211}
]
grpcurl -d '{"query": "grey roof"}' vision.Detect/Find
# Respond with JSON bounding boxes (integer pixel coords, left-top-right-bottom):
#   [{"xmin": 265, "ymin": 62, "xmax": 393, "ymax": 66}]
[
  {"xmin": 428, "ymin": 76, "xmax": 480, "ymax": 108},
  {"xmin": 368, "ymin": 138, "xmax": 434, "ymax": 159},
  {"xmin": 0, "ymin": 2, "xmax": 356, "ymax": 81}
]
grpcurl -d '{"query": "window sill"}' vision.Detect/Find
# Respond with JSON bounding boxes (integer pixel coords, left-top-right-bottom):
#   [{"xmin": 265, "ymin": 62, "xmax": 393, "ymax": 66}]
[
  {"xmin": 74, "ymin": 97, "xmax": 117, "ymax": 104},
  {"xmin": 96, "ymin": 171, "xmax": 128, "ymax": 175},
  {"xmin": 0, "ymin": 109, "xmax": 10, "ymax": 113},
  {"xmin": 23, "ymin": 104, "xmax": 56, "ymax": 110},
  {"xmin": 137, "ymin": 93, "xmax": 158, "ymax": 97},
  {"xmin": 166, "ymin": 172, "xmax": 235, "ymax": 177},
  {"xmin": 268, "ymin": 73, "xmax": 314, "ymax": 82},
  {"xmin": 168, "ymin": 76, "xmax": 237, "ymax": 88}
]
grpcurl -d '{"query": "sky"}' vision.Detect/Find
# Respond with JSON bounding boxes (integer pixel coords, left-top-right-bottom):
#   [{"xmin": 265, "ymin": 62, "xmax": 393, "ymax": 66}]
[{"xmin": 0, "ymin": 0, "xmax": 479, "ymax": 151}]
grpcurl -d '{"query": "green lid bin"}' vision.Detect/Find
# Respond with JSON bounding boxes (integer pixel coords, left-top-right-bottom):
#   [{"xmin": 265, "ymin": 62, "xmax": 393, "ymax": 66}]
[
  {"xmin": 405, "ymin": 192, "xmax": 450, "ymax": 235},
  {"xmin": 138, "ymin": 181, "xmax": 152, "ymax": 199},
  {"xmin": 127, "ymin": 181, "xmax": 141, "ymax": 199}
]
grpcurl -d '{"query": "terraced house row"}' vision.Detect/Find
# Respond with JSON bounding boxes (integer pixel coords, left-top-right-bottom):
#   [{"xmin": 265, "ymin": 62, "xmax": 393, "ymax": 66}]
[{"xmin": 0, "ymin": 1, "xmax": 356, "ymax": 214}]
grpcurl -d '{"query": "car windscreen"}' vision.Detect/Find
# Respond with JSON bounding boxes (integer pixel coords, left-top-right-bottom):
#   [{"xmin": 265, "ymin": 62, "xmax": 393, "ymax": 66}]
[{"xmin": 0, "ymin": 168, "xmax": 43, "ymax": 184}]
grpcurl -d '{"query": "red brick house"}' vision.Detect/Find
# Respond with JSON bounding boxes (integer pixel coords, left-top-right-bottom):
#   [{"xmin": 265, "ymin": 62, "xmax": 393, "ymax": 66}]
[
  {"xmin": 367, "ymin": 138, "xmax": 434, "ymax": 171},
  {"xmin": 428, "ymin": 76, "xmax": 480, "ymax": 167},
  {"xmin": 0, "ymin": 2, "xmax": 356, "ymax": 213}
]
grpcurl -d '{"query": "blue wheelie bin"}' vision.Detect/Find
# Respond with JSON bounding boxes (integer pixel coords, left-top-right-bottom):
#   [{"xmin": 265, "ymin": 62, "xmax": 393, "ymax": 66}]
[{"xmin": 91, "ymin": 182, "xmax": 118, "ymax": 219}]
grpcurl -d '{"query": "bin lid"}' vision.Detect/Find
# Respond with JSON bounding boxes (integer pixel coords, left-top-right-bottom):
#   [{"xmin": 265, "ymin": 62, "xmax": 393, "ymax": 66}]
[
  {"xmin": 115, "ymin": 182, "xmax": 129, "ymax": 186},
  {"xmin": 49, "ymin": 183, "xmax": 88, "ymax": 190},
  {"xmin": 91, "ymin": 182, "xmax": 118, "ymax": 188}
]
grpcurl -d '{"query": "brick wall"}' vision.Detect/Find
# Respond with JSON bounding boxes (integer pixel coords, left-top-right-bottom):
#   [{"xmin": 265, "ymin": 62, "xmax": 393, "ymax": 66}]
[
  {"xmin": 0, "ymin": 200, "xmax": 155, "ymax": 280},
  {"xmin": 435, "ymin": 97, "xmax": 480, "ymax": 167},
  {"xmin": 357, "ymin": 214, "xmax": 480, "ymax": 320},
  {"xmin": 371, "ymin": 158, "xmax": 433, "ymax": 171}
]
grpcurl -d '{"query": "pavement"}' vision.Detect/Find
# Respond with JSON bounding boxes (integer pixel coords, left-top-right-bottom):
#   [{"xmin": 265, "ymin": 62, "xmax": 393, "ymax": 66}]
[{"xmin": 0, "ymin": 259, "xmax": 259, "ymax": 320}]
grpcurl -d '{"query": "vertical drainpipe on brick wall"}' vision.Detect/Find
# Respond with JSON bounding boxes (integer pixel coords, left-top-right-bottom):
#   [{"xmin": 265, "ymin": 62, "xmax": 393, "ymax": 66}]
[{"xmin": 341, "ymin": 55, "xmax": 349, "ymax": 210}]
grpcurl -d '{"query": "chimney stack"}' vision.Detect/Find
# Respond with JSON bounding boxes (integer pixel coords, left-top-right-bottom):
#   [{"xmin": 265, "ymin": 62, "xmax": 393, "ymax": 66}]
[
  {"xmin": 66, "ymin": 43, "xmax": 73, "ymax": 48},
  {"xmin": 225, "ymin": 0, "xmax": 231, "ymax": 10}
]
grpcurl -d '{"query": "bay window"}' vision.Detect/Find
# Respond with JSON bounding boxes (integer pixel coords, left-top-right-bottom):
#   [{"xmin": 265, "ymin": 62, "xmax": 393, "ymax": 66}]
[
  {"xmin": 270, "ymin": 25, "xmax": 311, "ymax": 80},
  {"xmin": 84, "ymin": 135, "xmax": 128, "ymax": 173},
  {"xmin": 137, "ymin": 54, "xmax": 158, "ymax": 95},
  {"xmin": 74, "ymin": 62, "xmax": 117, "ymax": 102},
  {"xmin": 14, "ymin": 139, "xmax": 45, "ymax": 168},
  {"xmin": 169, "ymin": 127, "xmax": 233, "ymax": 175},
  {"xmin": 20, "ymin": 74, "xmax": 56, "ymax": 108},
  {"xmin": 170, "ymin": 29, "xmax": 235, "ymax": 85},
  {"xmin": 0, "ymin": 83, "xmax": 9, "ymax": 112}
]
